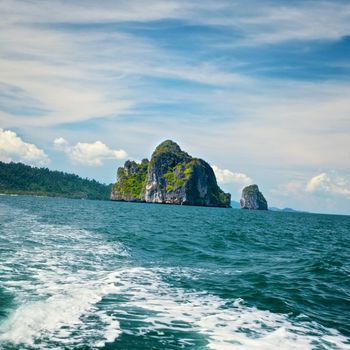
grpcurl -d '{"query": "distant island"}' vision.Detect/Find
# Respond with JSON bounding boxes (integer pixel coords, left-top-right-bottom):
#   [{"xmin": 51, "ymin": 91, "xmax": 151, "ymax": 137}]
[
  {"xmin": 269, "ymin": 207, "xmax": 304, "ymax": 213},
  {"xmin": 240, "ymin": 184, "xmax": 268, "ymax": 210},
  {"xmin": 111, "ymin": 140, "xmax": 231, "ymax": 207},
  {"xmin": 0, "ymin": 143, "xmax": 284, "ymax": 211},
  {"xmin": 0, "ymin": 161, "xmax": 111, "ymax": 200}
]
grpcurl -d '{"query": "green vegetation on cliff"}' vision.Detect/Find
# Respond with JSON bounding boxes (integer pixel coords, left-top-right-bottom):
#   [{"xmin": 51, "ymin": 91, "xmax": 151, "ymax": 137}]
[
  {"xmin": 163, "ymin": 161, "xmax": 193, "ymax": 192},
  {"xmin": 111, "ymin": 140, "xmax": 231, "ymax": 207},
  {"xmin": 0, "ymin": 161, "xmax": 111, "ymax": 200},
  {"xmin": 150, "ymin": 139, "xmax": 188, "ymax": 162},
  {"xmin": 111, "ymin": 160, "xmax": 148, "ymax": 200}
]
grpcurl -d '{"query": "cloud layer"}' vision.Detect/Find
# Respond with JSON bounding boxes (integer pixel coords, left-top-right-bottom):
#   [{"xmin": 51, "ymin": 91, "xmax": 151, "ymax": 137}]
[
  {"xmin": 306, "ymin": 173, "xmax": 350, "ymax": 198},
  {"xmin": 54, "ymin": 137, "xmax": 127, "ymax": 166},
  {"xmin": 212, "ymin": 165, "xmax": 252, "ymax": 186},
  {"xmin": 0, "ymin": 129, "xmax": 49, "ymax": 166}
]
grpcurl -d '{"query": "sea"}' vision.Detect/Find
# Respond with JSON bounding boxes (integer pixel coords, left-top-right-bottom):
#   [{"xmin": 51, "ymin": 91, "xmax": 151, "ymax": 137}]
[{"xmin": 0, "ymin": 195, "xmax": 349, "ymax": 350}]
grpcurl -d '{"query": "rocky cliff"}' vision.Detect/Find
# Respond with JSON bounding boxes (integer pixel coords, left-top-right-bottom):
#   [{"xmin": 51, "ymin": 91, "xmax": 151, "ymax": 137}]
[
  {"xmin": 111, "ymin": 140, "xmax": 231, "ymax": 207},
  {"xmin": 110, "ymin": 159, "xmax": 149, "ymax": 202},
  {"xmin": 240, "ymin": 184, "xmax": 268, "ymax": 210}
]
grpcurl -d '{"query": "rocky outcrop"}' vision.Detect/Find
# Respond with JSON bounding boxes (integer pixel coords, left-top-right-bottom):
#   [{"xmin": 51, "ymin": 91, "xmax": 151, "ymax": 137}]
[
  {"xmin": 240, "ymin": 184, "xmax": 268, "ymax": 210},
  {"xmin": 110, "ymin": 159, "xmax": 148, "ymax": 202},
  {"xmin": 111, "ymin": 140, "xmax": 231, "ymax": 207}
]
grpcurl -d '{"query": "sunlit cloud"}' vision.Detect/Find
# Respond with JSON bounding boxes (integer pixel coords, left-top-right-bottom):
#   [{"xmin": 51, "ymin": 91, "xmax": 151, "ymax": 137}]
[
  {"xmin": 212, "ymin": 165, "xmax": 252, "ymax": 198},
  {"xmin": 0, "ymin": 129, "xmax": 49, "ymax": 166},
  {"xmin": 54, "ymin": 138, "xmax": 127, "ymax": 166},
  {"xmin": 306, "ymin": 173, "xmax": 350, "ymax": 198},
  {"xmin": 212, "ymin": 165, "xmax": 251, "ymax": 186}
]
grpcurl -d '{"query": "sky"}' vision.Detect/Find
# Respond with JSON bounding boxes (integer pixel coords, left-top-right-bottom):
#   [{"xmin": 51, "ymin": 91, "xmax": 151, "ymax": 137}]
[{"xmin": 0, "ymin": 0, "xmax": 350, "ymax": 215}]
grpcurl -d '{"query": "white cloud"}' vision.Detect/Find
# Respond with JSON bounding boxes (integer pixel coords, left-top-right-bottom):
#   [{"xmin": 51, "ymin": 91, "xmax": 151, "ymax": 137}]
[
  {"xmin": 53, "ymin": 137, "xmax": 69, "ymax": 148},
  {"xmin": 0, "ymin": 19, "xmax": 247, "ymax": 128},
  {"xmin": 306, "ymin": 173, "xmax": 350, "ymax": 198},
  {"xmin": 0, "ymin": 0, "xmax": 181, "ymax": 26},
  {"xmin": 0, "ymin": 128, "xmax": 49, "ymax": 166},
  {"xmin": 54, "ymin": 137, "xmax": 127, "ymax": 166},
  {"xmin": 212, "ymin": 165, "xmax": 252, "ymax": 186},
  {"xmin": 306, "ymin": 173, "xmax": 328, "ymax": 192},
  {"xmin": 227, "ymin": 2, "xmax": 350, "ymax": 46},
  {"xmin": 2, "ymin": 0, "xmax": 350, "ymax": 45},
  {"xmin": 3, "ymin": 0, "xmax": 350, "ymax": 130}
]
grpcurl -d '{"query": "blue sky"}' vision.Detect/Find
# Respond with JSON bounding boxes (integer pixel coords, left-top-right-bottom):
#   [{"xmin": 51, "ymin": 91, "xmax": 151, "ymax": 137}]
[{"xmin": 1, "ymin": 0, "xmax": 350, "ymax": 214}]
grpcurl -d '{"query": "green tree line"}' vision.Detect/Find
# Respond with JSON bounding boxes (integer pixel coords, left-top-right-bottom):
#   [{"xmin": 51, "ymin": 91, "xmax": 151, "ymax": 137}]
[{"xmin": 0, "ymin": 161, "xmax": 111, "ymax": 200}]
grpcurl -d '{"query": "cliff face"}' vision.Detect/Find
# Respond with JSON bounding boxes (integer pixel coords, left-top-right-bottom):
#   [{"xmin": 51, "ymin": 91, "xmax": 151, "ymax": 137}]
[
  {"xmin": 110, "ymin": 159, "xmax": 148, "ymax": 202},
  {"xmin": 111, "ymin": 140, "xmax": 231, "ymax": 208},
  {"xmin": 240, "ymin": 184, "xmax": 268, "ymax": 210}
]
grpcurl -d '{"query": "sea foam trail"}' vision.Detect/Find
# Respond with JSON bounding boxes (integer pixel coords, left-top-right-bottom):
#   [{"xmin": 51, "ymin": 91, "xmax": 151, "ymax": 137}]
[
  {"xmin": 0, "ymin": 279, "xmax": 120, "ymax": 347},
  {"xmin": 0, "ymin": 204, "xmax": 126, "ymax": 349},
  {"xmin": 0, "ymin": 202, "xmax": 349, "ymax": 350},
  {"xmin": 106, "ymin": 267, "xmax": 350, "ymax": 350}
]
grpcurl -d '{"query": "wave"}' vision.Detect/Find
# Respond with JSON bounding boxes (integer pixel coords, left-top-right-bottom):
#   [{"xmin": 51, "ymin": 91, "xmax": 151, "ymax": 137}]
[
  {"xmin": 102, "ymin": 267, "xmax": 350, "ymax": 350},
  {"xmin": 0, "ymin": 202, "xmax": 349, "ymax": 349},
  {"xmin": 0, "ymin": 204, "xmax": 126, "ymax": 349}
]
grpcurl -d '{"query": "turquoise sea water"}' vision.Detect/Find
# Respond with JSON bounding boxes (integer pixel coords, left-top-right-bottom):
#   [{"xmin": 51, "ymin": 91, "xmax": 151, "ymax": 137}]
[{"xmin": 0, "ymin": 195, "xmax": 349, "ymax": 350}]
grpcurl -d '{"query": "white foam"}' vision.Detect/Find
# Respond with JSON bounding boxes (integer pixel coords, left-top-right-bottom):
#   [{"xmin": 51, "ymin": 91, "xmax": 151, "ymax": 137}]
[
  {"xmin": 105, "ymin": 267, "xmax": 350, "ymax": 350},
  {"xmin": 1, "ymin": 203, "xmax": 349, "ymax": 350},
  {"xmin": 0, "ymin": 280, "xmax": 120, "ymax": 346},
  {"xmin": 0, "ymin": 204, "xmax": 125, "ymax": 348}
]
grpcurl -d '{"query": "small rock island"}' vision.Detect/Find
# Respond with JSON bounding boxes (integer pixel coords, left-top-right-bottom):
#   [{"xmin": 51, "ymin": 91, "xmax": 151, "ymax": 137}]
[
  {"xmin": 240, "ymin": 184, "xmax": 268, "ymax": 210},
  {"xmin": 111, "ymin": 140, "xmax": 231, "ymax": 207}
]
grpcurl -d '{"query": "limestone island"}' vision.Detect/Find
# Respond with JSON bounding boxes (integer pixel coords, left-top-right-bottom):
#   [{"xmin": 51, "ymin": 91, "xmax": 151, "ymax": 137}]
[
  {"xmin": 240, "ymin": 184, "xmax": 268, "ymax": 210},
  {"xmin": 111, "ymin": 140, "xmax": 231, "ymax": 207}
]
